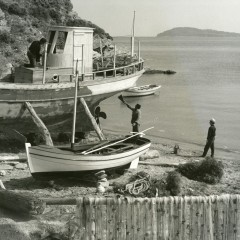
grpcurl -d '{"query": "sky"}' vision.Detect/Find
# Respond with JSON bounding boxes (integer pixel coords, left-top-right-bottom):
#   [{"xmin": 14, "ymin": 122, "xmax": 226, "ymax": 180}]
[{"xmin": 71, "ymin": 0, "xmax": 240, "ymax": 37}]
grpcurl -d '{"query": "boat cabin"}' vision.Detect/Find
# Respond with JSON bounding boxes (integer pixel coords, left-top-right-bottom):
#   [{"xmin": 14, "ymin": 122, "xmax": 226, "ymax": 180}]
[{"xmin": 15, "ymin": 26, "xmax": 94, "ymax": 83}]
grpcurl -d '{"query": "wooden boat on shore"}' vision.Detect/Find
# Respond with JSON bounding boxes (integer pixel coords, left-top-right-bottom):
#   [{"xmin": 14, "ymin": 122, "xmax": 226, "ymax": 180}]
[
  {"xmin": 25, "ymin": 135, "xmax": 151, "ymax": 178},
  {"xmin": 25, "ymin": 61, "xmax": 152, "ymax": 178},
  {"xmin": 122, "ymin": 84, "xmax": 161, "ymax": 97},
  {"xmin": 0, "ymin": 26, "xmax": 144, "ymax": 134}
]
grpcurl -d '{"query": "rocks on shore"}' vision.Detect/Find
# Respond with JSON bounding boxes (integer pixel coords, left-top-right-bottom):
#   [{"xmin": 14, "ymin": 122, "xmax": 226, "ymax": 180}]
[
  {"xmin": 144, "ymin": 68, "xmax": 176, "ymax": 75},
  {"xmin": 139, "ymin": 149, "xmax": 160, "ymax": 161},
  {"xmin": 95, "ymin": 170, "xmax": 110, "ymax": 193}
]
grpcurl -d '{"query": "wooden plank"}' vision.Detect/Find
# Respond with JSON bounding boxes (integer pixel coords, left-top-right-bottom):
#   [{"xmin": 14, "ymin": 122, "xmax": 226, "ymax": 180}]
[
  {"xmin": 178, "ymin": 197, "xmax": 183, "ymax": 240},
  {"xmin": 25, "ymin": 102, "xmax": 53, "ymax": 146},
  {"xmin": 220, "ymin": 196, "xmax": 226, "ymax": 239},
  {"xmin": 173, "ymin": 197, "xmax": 180, "ymax": 240},
  {"xmin": 182, "ymin": 196, "xmax": 189, "ymax": 240},
  {"xmin": 151, "ymin": 198, "xmax": 157, "ymax": 240},
  {"xmin": 106, "ymin": 198, "xmax": 115, "ymax": 240},
  {"xmin": 116, "ymin": 197, "xmax": 127, "ymax": 240},
  {"xmin": 168, "ymin": 197, "xmax": 174, "ymax": 240},
  {"xmin": 90, "ymin": 197, "xmax": 96, "ymax": 240},
  {"xmin": 135, "ymin": 198, "xmax": 143, "ymax": 239},
  {"xmin": 235, "ymin": 195, "xmax": 240, "ymax": 240},
  {"xmin": 158, "ymin": 198, "xmax": 166, "ymax": 239},
  {"xmin": 208, "ymin": 196, "xmax": 214, "ymax": 240},
  {"xmin": 125, "ymin": 197, "xmax": 133, "ymax": 240},
  {"xmin": 42, "ymin": 197, "xmax": 76, "ymax": 205},
  {"xmin": 162, "ymin": 197, "xmax": 168, "ymax": 240},
  {"xmin": 156, "ymin": 198, "xmax": 162, "ymax": 240},
  {"xmin": 222, "ymin": 195, "xmax": 229, "ymax": 240},
  {"xmin": 115, "ymin": 197, "xmax": 122, "ymax": 240},
  {"xmin": 232, "ymin": 195, "xmax": 238, "ymax": 240},
  {"xmin": 189, "ymin": 196, "xmax": 194, "ymax": 240},
  {"xmin": 106, "ymin": 145, "xmax": 134, "ymax": 154},
  {"xmin": 80, "ymin": 97, "xmax": 105, "ymax": 141},
  {"xmin": 192, "ymin": 196, "xmax": 199, "ymax": 240},
  {"xmin": 76, "ymin": 198, "xmax": 85, "ymax": 240},
  {"xmin": 141, "ymin": 198, "xmax": 148, "ymax": 240},
  {"xmin": 195, "ymin": 197, "xmax": 202, "ymax": 240},
  {"xmin": 145, "ymin": 197, "xmax": 153, "ymax": 240},
  {"xmin": 214, "ymin": 196, "xmax": 221, "ymax": 240},
  {"xmin": 95, "ymin": 198, "xmax": 107, "ymax": 240},
  {"xmin": 131, "ymin": 198, "xmax": 137, "ymax": 240}
]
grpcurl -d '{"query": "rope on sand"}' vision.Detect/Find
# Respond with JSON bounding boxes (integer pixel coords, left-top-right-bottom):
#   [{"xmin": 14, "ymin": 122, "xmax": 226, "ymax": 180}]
[{"xmin": 120, "ymin": 173, "xmax": 151, "ymax": 196}]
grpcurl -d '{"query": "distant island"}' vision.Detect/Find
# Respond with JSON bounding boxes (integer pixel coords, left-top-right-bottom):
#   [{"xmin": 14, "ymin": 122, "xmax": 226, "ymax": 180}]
[{"xmin": 157, "ymin": 27, "xmax": 240, "ymax": 37}]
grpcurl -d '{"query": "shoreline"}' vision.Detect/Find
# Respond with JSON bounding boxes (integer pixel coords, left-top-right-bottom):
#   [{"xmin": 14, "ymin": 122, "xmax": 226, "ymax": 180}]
[
  {"xmin": 103, "ymin": 128, "xmax": 240, "ymax": 161},
  {"xmin": 0, "ymin": 128, "xmax": 238, "ymax": 163}
]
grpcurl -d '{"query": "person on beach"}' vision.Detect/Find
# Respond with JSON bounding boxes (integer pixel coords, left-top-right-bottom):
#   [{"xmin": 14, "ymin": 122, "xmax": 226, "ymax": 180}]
[
  {"xmin": 26, "ymin": 38, "xmax": 47, "ymax": 68},
  {"xmin": 118, "ymin": 95, "xmax": 141, "ymax": 133},
  {"xmin": 201, "ymin": 118, "xmax": 216, "ymax": 157}
]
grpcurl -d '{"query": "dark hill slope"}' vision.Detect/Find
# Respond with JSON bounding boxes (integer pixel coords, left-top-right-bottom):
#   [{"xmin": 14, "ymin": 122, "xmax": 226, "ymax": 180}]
[
  {"xmin": 0, "ymin": 0, "xmax": 112, "ymax": 77},
  {"xmin": 157, "ymin": 27, "xmax": 240, "ymax": 37}
]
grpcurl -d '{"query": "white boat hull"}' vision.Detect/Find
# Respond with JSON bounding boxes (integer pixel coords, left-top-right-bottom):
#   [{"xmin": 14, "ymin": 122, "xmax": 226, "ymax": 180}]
[
  {"xmin": 122, "ymin": 84, "xmax": 161, "ymax": 97},
  {"xmin": 25, "ymin": 137, "xmax": 151, "ymax": 177},
  {"xmin": 0, "ymin": 71, "xmax": 144, "ymax": 133}
]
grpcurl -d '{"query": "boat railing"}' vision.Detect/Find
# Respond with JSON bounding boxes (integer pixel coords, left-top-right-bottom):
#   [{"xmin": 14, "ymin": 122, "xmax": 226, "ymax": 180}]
[
  {"xmin": 89, "ymin": 58, "xmax": 144, "ymax": 80},
  {"xmin": 37, "ymin": 58, "xmax": 144, "ymax": 84},
  {"xmin": 46, "ymin": 58, "xmax": 144, "ymax": 83}
]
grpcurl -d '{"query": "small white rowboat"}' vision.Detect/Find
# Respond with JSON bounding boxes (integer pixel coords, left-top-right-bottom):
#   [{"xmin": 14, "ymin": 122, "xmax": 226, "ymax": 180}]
[
  {"xmin": 25, "ymin": 136, "xmax": 151, "ymax": 178},
  {"xmin": 122, "ymin": 84, "xmax": 161, "ymax": 97}
]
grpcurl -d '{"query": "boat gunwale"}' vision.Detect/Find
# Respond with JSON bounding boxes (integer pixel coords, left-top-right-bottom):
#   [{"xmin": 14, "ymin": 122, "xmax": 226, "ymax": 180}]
[
  {"xmin": 28, "ymin": 138, "xmax": 151, "ymax": 160},
  {"xmin": 29, "ymin": 145, "xmax": 150, "ymax": 164},
  {"xmin": 0, "ymin": 60, "xmax": 144, "ymax": 90}
]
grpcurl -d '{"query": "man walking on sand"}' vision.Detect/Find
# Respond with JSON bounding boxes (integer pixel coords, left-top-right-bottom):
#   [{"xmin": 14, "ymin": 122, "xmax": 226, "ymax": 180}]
[
  {"xmin": 201, "ymin": 118, "xmax": 216, "ymax": 157},
  {"xmin": 118, "ymin": 95, "xmax": 141, "ymax": 133}
]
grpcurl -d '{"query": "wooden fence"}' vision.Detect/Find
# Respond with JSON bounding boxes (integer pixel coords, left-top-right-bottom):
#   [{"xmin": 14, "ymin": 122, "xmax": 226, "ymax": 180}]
[{"xmin": 75, "ymin": 195, "xmax": 240, "ymax": 240}]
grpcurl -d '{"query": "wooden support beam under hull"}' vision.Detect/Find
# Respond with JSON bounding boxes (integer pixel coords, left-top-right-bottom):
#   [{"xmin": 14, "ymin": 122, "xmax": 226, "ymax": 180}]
[
  {"xmin": 80, "ymin": 97, "xmax": 105, "ymax": 141},
  {"xmin": 25, "ymin": 102, "xmax": 53, "ymax": 146}
]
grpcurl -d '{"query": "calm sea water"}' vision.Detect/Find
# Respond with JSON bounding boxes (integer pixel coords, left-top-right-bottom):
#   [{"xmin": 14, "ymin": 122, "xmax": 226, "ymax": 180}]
[{"xmin": 101, "ymin": 37, "xmax": 240, "ymax": 155}]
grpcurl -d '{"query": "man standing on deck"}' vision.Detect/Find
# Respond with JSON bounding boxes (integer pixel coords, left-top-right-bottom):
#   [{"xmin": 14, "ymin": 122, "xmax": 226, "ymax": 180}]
[
  {"xmin": 26, "ymin": 38, "xmax": 47, "ymax": 68},
  {"xmin": 118, "ymin": 95, "xmax": 141, "ymax": 133},
  {"xmin": 201, "ymin": 118, "xmax": 216, "ymax": 157}
]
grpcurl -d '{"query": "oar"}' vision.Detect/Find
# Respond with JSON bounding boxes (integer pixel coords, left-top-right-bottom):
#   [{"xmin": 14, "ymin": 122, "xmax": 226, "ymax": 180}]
[{"xmin": 81, "ymin": 127, "xmax": 154, "ymax": 155}]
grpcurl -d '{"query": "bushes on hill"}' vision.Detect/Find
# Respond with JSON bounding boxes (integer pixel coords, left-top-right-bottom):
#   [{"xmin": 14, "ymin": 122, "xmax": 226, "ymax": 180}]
[
  {"xmin": 66, "ymin": 18, "xmax": 113, "ymax": 40},
  {"xmin": 0, "ymin": 0, "xmax": 9, "ymax": 11},
  {"xmin": 4, "ymin": 46, "xmax": 13, "ymax": 57},
  {"xmin": 8, "ymin": 3, "xmax": 26, "ymax": 16},
  {"xmin": 178, "ymin": 157, "xmax": 224, "ymax": 184},
  {"xmin": 29, "ymin": 6, "xmax": 50, "ymax": 21},
  {"xmin": 0, "ymin": 0, "xmax": 112, "ymax": 74},
  {"xmin": 11, "ymin": 22, "xmax": 27, "ymax": 34},
  {"xmin": 0, "ymin": 30, "xmax": 14, "ymax": 44},
  {"xmin": 49, "ymin": 8, "xmax": 62, "ymax": 24}
]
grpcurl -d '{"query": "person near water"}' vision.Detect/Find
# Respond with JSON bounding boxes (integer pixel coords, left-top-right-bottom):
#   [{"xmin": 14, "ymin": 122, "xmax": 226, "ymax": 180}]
[
  {"xmin": 27, "ymin": 38, "xmax": 47, "ymax": 68},
  {"xmin": 118, "ymin": 95, "xmax": 141, "ymax": 132},
  {"xmin": 201, "ymin": 118, "xmax": 216, "ymax": 157}
]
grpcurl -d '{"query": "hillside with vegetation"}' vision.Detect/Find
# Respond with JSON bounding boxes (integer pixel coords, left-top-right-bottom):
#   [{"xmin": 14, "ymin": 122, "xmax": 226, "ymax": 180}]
[
  {"xmin": 157, "ymin": 27, "xmax": 240, "ymax": 37},
  {"xmin": 0, "ymin": 0, "xmax": 112, "ymax": 78}
]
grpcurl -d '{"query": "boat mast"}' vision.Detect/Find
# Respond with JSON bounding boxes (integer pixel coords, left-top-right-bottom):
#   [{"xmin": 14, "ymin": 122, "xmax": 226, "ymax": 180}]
[
  {"xmin": 71, "ymin": 59, "xmax": 79, "ymax": 148},
  {"xmin": 131, "ymin": 10, "xmax": 135, "ymax": 57},
  {"xmin": 42, "ymin": 42, "xmax": 48, "ymax": 84}
]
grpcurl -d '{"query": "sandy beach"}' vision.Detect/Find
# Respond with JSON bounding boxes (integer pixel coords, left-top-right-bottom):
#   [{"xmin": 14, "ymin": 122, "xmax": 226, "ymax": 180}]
[
  {"xmin": 0, "ymin": 133, "xmax": 240, "ymax": 239},
  {"xmin": 1, "ymin": 133, "xmax": 240, "ymax": 202}
]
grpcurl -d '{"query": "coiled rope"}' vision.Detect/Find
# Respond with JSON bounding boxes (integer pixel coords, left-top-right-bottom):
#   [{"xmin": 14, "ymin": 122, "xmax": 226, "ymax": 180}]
[{"xmin": 120, "ymin": 172, "xmax": 151, "ymax": 196}]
